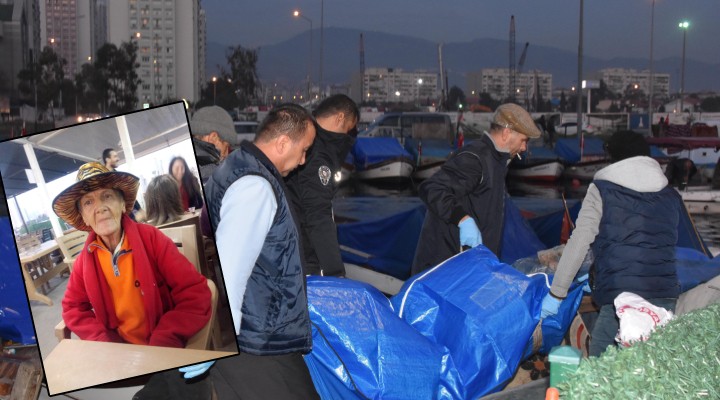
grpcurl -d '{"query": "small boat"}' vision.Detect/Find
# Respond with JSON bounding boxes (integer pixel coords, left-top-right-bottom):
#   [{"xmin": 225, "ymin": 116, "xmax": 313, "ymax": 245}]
[
  {"xmin": 555, "ymin": 137, "xmax": 609, "ymax": 181},
  {"xmin": 359, "ymin": 112, "xmax": 455, "ymax": 180},
  {"xmin": 677, "ymin": 186, "xmax": 720, "ymax": 214},
  {"xmin": 508, "ymin": 160, "xmax": 564, "ymax": 181},
  {"xmin": 351, "ymin": 137, "xmax": 414, "ymax": 181},
  {"xmin": 562, "ymin": 160, "xmax": 610, "ymax": 181}
]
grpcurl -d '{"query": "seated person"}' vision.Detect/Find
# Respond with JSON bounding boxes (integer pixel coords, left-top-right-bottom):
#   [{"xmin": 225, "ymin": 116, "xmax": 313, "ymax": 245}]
[
  {"xmin": 52, "ymin": 162, "xmax": 211, "ymax": 348},
  {"xmin": 144, "ymin": 174, "xmax": 185, "ymax": 226},
  {"xmin": 169, "ymin": 156, "xmax": 204, "ymax": 211}
]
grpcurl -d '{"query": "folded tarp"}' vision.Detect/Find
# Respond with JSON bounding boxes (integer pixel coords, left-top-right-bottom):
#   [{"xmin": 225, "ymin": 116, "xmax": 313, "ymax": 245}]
[
  {"xmin": 305, "ymin": 277, "xmax": 462, "ymax": 399},
  {"xmin": 0, "ymin": 217, "xmax": 36, "ymax": 344}
]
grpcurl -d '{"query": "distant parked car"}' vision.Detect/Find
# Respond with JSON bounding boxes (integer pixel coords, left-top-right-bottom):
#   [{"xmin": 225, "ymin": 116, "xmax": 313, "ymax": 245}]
[{"xmin": 234, "ymin": 121, "xmax": 258, "ymax": 144}]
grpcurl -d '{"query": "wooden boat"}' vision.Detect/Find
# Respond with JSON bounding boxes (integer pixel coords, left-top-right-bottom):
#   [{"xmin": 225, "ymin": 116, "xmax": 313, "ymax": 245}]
[
  {"xmin": 508, "ymin": 160, "xmax": 564, "ymax": 181},
  {"xmin": 351, "ymin": 137, "xmax": 415, "ymax": 181},
  {"xmin": 677, "ymin": 185, "xmax": 720, "ymax": 214}
]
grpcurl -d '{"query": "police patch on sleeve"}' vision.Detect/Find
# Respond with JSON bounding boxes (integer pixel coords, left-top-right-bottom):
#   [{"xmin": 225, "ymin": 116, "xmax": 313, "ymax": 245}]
[{"xmin": 318, "ymin": 165, "xmax": 331, "ymax": 186}]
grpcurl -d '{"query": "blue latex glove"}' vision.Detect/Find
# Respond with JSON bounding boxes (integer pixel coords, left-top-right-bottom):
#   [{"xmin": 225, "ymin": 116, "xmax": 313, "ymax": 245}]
[
  {"xmin": 540, "ymin": 293, "xmax": 562, "ymax": 318},
  {"xmin": 179, "ymin": 361, "xmax": 215, "ymax": 379},
  {"xmin": 576, "ymin": 273, "xmax": 591, "ymax": 293},
  {"xmin": 458, "ymin": 218, "xmax": 482, "ymax": 248}
]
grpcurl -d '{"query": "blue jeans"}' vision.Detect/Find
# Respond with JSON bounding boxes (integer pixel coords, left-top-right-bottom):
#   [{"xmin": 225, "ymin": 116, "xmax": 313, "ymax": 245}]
[{"xmin": 589, "ymin": 297, "xmax": 676, "ymax": 357}]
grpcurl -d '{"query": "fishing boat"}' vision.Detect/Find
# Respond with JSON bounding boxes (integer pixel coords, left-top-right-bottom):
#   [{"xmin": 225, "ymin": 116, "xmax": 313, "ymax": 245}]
[
  {"xmin": 359, "ymin": 112, "xmax": 455, "ymax": 180},
  {"xmin": 555, "ymin": 137, "xmax": 609, "ymax": 181},
  {"xmin": 677, "ymin": 186, "xmax": 720, "ymax": 214},
  {"xmin": 351, "ymin": 137, "xmax": 414, "ymax": 181},
  {"xmin": 509, "ymin": 145, "xmax": 565, "ymax": 181}
]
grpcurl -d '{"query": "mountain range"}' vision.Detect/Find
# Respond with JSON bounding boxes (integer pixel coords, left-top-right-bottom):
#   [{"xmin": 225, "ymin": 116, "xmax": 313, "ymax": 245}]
[{"xmin": 207, "ymin": 27, "xmax": 720, "ymax": 95}]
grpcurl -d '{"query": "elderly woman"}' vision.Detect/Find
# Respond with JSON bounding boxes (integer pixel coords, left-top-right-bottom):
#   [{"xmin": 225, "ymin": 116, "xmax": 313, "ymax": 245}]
[
  {"xmin": 144, "ymin": 174, "xmax": 185, "ymax": 226},
  {"xmin": 52, "ymin": 162, "xmax": 211, "ymax": 348}
]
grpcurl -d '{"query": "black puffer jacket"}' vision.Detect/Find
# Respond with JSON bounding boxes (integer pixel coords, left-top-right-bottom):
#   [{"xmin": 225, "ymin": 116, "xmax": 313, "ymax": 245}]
[
  {"xmin": 412, "ymin": 134, "xmax": 510, "ymax": 275},
  {"xmin": 285, "ymin": 125, "xmax": 354, "ymax": 276}
]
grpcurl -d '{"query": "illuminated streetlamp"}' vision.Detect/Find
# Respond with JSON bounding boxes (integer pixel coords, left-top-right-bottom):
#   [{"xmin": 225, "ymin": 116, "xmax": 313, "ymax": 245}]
[
  {"xmin": 212, "ymin": 76, "xmax": 217, "ymax": 105},
  {"xmin": 293, "ymin": 10, "xmax": 313, "ymax": 99},
  {"xmin": 678, "ymin": 20, "xmax": 690, "ymax": 113}
]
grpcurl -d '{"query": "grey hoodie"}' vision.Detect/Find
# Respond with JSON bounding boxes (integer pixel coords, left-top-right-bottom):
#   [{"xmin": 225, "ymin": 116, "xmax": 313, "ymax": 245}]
[{"xmin": 550, "ymin": 156, "xmax": 668, "ymax": 298}]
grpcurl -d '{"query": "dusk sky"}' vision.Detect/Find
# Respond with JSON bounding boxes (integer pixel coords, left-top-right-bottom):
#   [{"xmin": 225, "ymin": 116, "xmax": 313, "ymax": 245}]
[{"xmin": 204, "ymin": 0, "xmax": 719, "ymax": 65}]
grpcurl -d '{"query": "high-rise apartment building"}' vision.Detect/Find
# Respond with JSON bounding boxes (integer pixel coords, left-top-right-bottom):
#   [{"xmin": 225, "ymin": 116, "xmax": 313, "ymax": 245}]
[
  {"xmin": 43, "ymin": 0, "xmax": 78, "ymax": 77},
  {"xmin": 351, "ymin": 67, "xmax": 439, "ymax": 104},
  {"xmin": 40, "ymin": 0, "xmax": 103, "ymax": 78},
  {"xmin": 594, "ymin": 68, "xmax": 670, "ymax": 99},
  {"xmin": 466, "ymin": 68, "xmax": 553, "ymax": 105},
  {"xmin": 107, "ymin": 0, "xmax": 203, "ymax": 104}
]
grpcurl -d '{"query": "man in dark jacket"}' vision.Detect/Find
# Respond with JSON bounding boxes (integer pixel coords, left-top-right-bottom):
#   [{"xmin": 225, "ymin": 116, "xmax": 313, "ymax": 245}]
[
  {"xmin": 411, "ymin": 103, "xmax": 541, "ymax": 275},
  {"xmin": 285, "ymin": 94, "xmax": 359, "ymax": 276}
]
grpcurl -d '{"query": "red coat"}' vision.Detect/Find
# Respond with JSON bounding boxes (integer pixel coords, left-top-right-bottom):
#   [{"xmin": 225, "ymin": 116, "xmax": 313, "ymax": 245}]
[{"xmin": 61, "ymin": 214, "xmax": 211, "ymax": 348}]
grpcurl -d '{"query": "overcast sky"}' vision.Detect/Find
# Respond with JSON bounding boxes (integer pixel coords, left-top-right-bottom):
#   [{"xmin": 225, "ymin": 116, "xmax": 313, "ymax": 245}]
[{"xmin": 204, "ymin": 0, "xmax": 719, "ymax": 65}]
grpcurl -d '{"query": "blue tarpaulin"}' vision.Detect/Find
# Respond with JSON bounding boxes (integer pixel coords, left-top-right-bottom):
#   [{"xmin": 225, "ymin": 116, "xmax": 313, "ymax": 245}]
[
  {"xmin": 352, "ymin": 137, "xmax": 413, "ymax": 170},
  {"xmin": 0, "ymin": 217, "xmax": 36, "ymax": 344},
  {"xmin": 554, "ymin": 137, "xmax": 606, "ymax": 164},
  {"xmin": 305, "ymin": 277, "xmax": 462, "ymax": 399},
  {"xmin": 306, "ymin": 248, "xmax": 583, "ymax": 399}
]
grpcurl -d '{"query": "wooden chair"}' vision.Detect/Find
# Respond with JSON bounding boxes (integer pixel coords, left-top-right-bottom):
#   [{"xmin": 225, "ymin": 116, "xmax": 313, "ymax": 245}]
[
  {"xmin": 55, "ymin": 279, "xmax": 219, "ymax": 350},
  {"xmin": 56, "ymin": 230, "xmax": 89, "ymax": 272},
  {"xmin": 159, "ymin": 225, "xmax": 201, "ymax": 273},
  {"xmin": 156, "ymin": 212, "xmax": 208, "ymax": 276}
]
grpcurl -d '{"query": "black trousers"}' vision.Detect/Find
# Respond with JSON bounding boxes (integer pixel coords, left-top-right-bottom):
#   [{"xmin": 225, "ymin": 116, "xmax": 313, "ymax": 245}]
[{"xmin": 211, "ymin": 352, "xmax": 320, "ymax": 400}]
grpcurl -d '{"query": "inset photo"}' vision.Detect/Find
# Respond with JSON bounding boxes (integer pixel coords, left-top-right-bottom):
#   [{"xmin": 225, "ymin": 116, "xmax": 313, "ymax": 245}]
[{"xmin": 0, "ymin": 101, "xmax": 238, "ymax": 396}]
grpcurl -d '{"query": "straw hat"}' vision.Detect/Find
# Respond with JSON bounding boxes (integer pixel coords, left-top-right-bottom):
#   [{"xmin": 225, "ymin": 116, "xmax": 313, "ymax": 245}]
[
  {"xmin": 52, "ymin": 162, "xmax": 139, "ymax": 232},
  {"xmin": 493, "ymin": 103, "xmax": 541, "ymax": 139}
]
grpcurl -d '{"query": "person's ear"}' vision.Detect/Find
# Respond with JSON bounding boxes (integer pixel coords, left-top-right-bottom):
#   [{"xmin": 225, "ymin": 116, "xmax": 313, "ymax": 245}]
[{"xmin": 276, "ymin": 134, "xmax": 290, "ymax": 155}]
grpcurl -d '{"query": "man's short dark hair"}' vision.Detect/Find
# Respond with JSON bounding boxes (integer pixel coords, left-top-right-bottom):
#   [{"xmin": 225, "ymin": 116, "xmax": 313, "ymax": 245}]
[
  {"xmin": 102, "ymin": 148, "xmax": 115, "ymax": 164},
  {"xmin": 255, "ymin": 104, "xmax": 314, "ymax": 143},
  {"xmin": 313, "ymin": 94, "xmax": 360, "ymax": 122},
  {"xmin": 605, "ymin": 130, "xmax": 650, "ymax": 162}
]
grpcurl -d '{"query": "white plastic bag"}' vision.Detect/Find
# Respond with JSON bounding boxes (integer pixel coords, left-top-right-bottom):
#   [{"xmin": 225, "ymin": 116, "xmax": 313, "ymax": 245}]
[{"xmin": 613, "ymin": 291, "xmax": 674, "ymax": 347}]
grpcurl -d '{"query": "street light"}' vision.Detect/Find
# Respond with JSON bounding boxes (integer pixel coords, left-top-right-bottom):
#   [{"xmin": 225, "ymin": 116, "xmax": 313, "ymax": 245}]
[
  {"xmin": 648, "ymin": 0, "xmax": 655, "ymax": 133},
  {"xmin": 212, "ymin": 76, "xmax": 217, "ymax": 105},
  {"xmin": 293, "ymin": 10, "xmax": 313, "ymax": 100},
  {"xmin": 679, "ymin": 20, "xmax": 690, "ymax": 113}
]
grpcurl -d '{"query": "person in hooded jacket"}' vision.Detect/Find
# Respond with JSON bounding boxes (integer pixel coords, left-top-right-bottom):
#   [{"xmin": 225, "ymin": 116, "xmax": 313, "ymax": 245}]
[
  {"xmin": 285, "ymin": 94, "xmax": 359, "ymax": 277},
  {"xmin": 541, "ymin": 130, "xmax": 681, "ymax": 357}
]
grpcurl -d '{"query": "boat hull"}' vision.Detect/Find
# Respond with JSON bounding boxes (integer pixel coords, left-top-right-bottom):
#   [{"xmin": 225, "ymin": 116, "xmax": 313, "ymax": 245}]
[
  {"xmin": 355, "ymin": 160, "xmax": 414, "ymax": 181},
  {"xmin": 508, "ymin": 161, "xmax": 564, "ymax": 181},
  {"xmin": 563, "ymin": 161, "xmax": 610, "ymax": 181},
  {"xmin": 412, "ymin": 161, "xmax": 444, "ymax": 180}
]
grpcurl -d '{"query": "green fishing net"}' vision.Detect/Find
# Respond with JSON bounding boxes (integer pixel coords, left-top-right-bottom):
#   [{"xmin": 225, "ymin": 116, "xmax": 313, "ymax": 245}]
[{"xmin": 558, "ymin": 303, "xmax": 720, "ymax": 399}]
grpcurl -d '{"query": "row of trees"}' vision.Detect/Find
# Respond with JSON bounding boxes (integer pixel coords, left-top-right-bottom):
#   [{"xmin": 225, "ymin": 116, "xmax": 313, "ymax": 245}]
[
  {"xmin": 196, "ymin": 45, "xmax": 259, "ymax": 111},
  {"xmin": 17, "ymin": 42, "xmax": 141, "ymax": 118},
  {"xmin": 16, "ymin": 42, "xmax": 261, "ymax": 120}
]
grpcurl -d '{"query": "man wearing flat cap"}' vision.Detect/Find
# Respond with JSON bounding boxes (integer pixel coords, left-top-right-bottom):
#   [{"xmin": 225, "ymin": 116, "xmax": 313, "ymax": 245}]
[
  {"xmin": 411, "ymin": 103, "xmax": 540, "ymax": 274},
  {"xmin": 53, "ymin": 162, "xmax": 211, "ymax": 348}
]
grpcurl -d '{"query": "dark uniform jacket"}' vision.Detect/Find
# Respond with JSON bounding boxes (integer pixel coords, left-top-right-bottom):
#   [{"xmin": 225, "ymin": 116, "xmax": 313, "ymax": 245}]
[
  {"xmin": 205, "ymin": 142, "xmax": 312, "ymax": 355},
  {"xmin": 285, "ymin": 125, "xmax": 355, "ymax": 276},
  {"xmin": 591, "ymin": 180, "xmax": 680, "ymax": 306},
  {"xmin": 411, "ymin": 134, "xmax": 510, "ymax": 275}
]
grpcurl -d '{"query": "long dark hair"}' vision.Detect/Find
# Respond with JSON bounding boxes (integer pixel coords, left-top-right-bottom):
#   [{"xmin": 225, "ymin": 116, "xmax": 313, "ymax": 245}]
[
  {"xmin": 144, "ymin": 174, "xmax": 184, "ymax": 226},
  {"xmin": 168, "ymin": 156, "xmax": 203, "ymax": 208}
]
